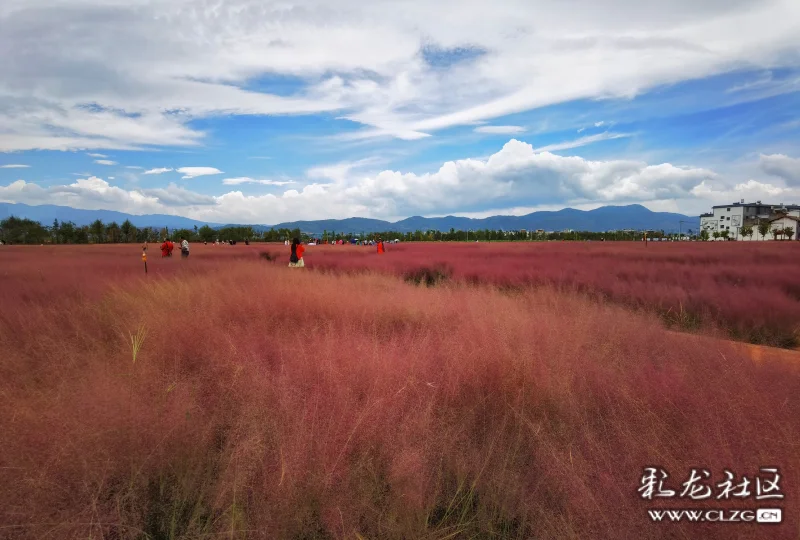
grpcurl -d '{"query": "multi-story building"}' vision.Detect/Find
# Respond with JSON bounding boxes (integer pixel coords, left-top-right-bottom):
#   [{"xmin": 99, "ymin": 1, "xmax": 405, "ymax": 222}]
[{"xmin": 699, "ymin": 200, "xmax": 800, "ymax": 240}]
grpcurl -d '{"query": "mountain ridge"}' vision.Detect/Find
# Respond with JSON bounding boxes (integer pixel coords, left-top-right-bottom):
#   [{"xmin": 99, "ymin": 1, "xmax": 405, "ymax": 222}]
[
  {"xmin": 0, "ymin": 203, "xmax": 221, "ymax": 229},
  {"xmin": 0, "ymin": 202, "xmax": 699, "ymax": 233},
  {"xmin": 264, "ymin": 204, "xmax": 699, "ymax": 233}
]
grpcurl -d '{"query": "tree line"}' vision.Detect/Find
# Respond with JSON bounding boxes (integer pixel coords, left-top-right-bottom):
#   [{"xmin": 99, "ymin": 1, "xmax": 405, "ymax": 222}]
[
  {"xmin": 5, "ymin": 214, "xmax": 798, "ymax": 246},
  {"xmin": 326, "ymin": 228, "xmax": 657, "ymax": 242},
  {"xmin": 0, "ymin": 217, "xmax": 294, "ymax": 245},
  {"xmin": 699, "ymin": 222, "xmax": 795, "ymax": 241},
  {"xmin": 2, "ymin": 216, "xmax": 693, "ymax": 245}
]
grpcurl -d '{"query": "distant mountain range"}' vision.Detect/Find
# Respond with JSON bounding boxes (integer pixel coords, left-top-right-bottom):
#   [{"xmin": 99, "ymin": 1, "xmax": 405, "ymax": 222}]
[
  {"xmin": 0, "ymin": 203, "xmax": 219, "ymax": 230},
  {"xmin": 0, "ymin": 202, "xmax": 699, "ymax": 233}
]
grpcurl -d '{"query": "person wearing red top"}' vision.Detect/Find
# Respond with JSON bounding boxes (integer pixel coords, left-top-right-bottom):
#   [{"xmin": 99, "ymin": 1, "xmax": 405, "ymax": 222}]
[
  {"xmin": 376, "ymin": 238, "xmax": 385, "ymax": 254},
  {"xmin": 160, "ymin": 238, "xmax": 170, "ymax": 257},
  {"xmin": 167, "ymin": 239, "xmax": 174, "ymax": 257},
  {"xmin": 289, "ymin": 238, "xmax": 306, "ymax": 268}
]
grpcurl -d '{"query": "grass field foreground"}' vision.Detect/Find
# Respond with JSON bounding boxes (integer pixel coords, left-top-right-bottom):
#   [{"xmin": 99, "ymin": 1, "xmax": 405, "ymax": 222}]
[{"xmin": 1, "ymin": 249, "xmax": 798, "ymax": 538}]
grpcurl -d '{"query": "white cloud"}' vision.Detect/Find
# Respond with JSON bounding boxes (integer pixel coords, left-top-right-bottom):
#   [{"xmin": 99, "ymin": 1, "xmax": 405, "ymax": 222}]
[
  {"xmin": 733, "ymin": 179, "xmax": 785, "ymax": 196},
  {"xmin": 0, "ymin": 105, "xmax": 207, "ymax": 152},
  {"xmin": 335, "ymin": 128, "xmax": 431, "ymax": 142},
  {"xmin": 474, "ymin": 125, "xmax": 525, "ymax": 134},
  {"xmin": 87, "ymin": 153, "xmax": 108, "ymax": 158},
  {"xmin": 0, "ymin": 140, "xmax": 723, "ymax": 222},
  {"xmin": 177, "ymin": 167, "xmax": 223, "ymax": 179},
  {"xmin": 0, "ymin": 164, "xmax": 29, "ymax": 168},
  {"xmin": 223, "ymin": 177, "xmax": 295, "ymax": 186},
  {"xmin": 0, "ymin": 0, "xmax": 797, "ymax": 149},
  {"xmin": 726, "ymin": 72, "xmax": 773, "ymax": 93},
  {"xmin": 0, "ymin": 177, "xmax": 163, "ymax": 214},
  {"xmin": 687, "ymin": 168, "xmax": 800, "ymax": 213},
  {"xmin": 306, "ymin": 157, "xmax": 385, "ymax": 182},
  {"xmin": 126, "ymin": 166, "xmax": 145, "ymax": 170},
  {"xmin": 94, "ymin": 159, "xmax": 118, "ymax": 165},
  {"xmin": 594, "ymin": 121, "xmax": 605, "ymax": 127},
  {"xmin": 108, "ymin": 176, "xmax": 115, "ymax": 180},
  {"xmin": 140, "ymin": 183, "xmax": 217, "ymax": 206},
  {"xmin": 685, "ymin": 178, "xmax": 800, "ymax": 215},
  {"xmin": 760, "ymin": 154, "xmax": 800, "ymax": 186},
  {"xmin": 143, "ymin": 167, "xmax": 174, "ymax": 175},
  {"xmin": 536, "ymin": 132, "xmax": 631, "ymax": 152}
]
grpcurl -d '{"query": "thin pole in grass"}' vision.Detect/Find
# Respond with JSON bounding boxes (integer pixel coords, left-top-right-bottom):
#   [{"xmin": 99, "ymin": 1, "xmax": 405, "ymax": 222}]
[
  {"xmin": 141, "ymin": 245, "xmax": 148, "ymax": 274},
  {"xmin": 128, "ymin": 325, "xmax": 147, "ymax": 479}
]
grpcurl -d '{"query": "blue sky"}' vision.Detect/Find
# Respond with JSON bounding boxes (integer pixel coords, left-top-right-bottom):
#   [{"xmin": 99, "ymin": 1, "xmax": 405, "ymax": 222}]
[{"xmin": 1, "ymin": 0, "xmax": 799, "ymax": 224}]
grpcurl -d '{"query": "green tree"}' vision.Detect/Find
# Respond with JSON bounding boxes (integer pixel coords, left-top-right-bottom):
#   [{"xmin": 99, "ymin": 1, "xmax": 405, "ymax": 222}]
[
  {"xmin": 172, "ymin": 228, "xmax": 195, "ymax": 242},
  {"xmin": 59, "ymin": 221, "xmax": 77, "ymax": 243},
  {"xmin": 770, "ymin": 227, "xmax": 780, "ymax": 241},
  {"xmin": 720, "ymin": 230, "xmax": 729, "ymax": 241},
  {"xmin": 136, "ymin": 227, "xmax": 153, "ymax": 243},
  {"xmin": 217, "ymin": 226, "xmax": 255, "ymax": 242},
  {"xmin": 0, "ymin": 216, "xmax": 48, "ymax": 244},
  {"xmin": 51, "ymin": 219, "xmax": 60, "ymax": 244},
  {"xmin": 783, "ymin": 226, "xmax": 795, "ymax": 240},
  {"xmin": 90, "ymin": 219, "xmax": 105, "ymax": 243},
  {"xmin": 105, "ymin": 221, "xmax": 121, "ymax": 243},
  {"xmin": 757, "ymin": 219, "xmax": 771, "ymax": 240},
  {"xmin": 740, "ymin": 225, "xmax": 754, "ymax": 241},
  {"xmin": 120, "ymin": 219, "xmax": 136, "ymax": 243},
  {"xmin": 712, "ymin": 231, "xmax": 720, "ymax": 240},
  {"xmin": 75, "ymin": 226, "xmax": 90, "ymax": 244},
  {"xmin": 197, "ymin": 225, "xmax": 216, "ymax": 242}
]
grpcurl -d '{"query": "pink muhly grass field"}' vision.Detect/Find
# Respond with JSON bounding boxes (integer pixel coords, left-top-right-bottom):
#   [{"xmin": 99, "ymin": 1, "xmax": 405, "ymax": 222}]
[
  {"xmin": 298, "ymin": 241, "xmax": 800, "ymax": 347},
  {"xmin": 0, "ymin": 247, "xmax": 797, "ymax": 539}
]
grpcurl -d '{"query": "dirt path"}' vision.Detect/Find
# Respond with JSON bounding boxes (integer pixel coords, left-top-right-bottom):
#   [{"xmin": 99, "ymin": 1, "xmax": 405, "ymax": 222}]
[{"xmin": 668, "ymin": 331, "xmax": 800, "ymax": 373}]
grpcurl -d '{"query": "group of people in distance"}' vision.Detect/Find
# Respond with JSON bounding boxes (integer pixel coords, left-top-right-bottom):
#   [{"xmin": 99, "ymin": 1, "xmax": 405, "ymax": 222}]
[
  {"xmin": 149, "ymin": 234, "xmax": 383, "ymax": 267},
  {"xmin": 287, "ymin": 237, "xmax": 394, "ymax": 246},
  {"xmin": 159, "ymin": 237, "xmax": 190, "ymax": 258},
  {"xmin": 288, "ymin": 236, "xmax": 385, "ymax": 268},
  {"xmin": 210, "ymin": 239, "xmax": 247, "ymax": 246}
]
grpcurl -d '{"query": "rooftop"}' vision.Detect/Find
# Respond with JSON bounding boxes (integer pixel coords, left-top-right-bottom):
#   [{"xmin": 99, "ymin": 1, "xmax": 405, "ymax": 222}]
[{"xmin": 711, "ymin": 201, "xmax": 800, "ymax": 209}]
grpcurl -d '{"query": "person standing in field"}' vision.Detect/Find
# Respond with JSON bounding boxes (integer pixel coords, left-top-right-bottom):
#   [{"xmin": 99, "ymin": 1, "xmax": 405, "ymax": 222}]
[
  {"xmin": 160, "ymin": 238, "xmax": 170, "ymax": 258},
  {"xmin": 289, "ymin": 238, "xmax": 305, "ymax": 268},
  {"xmin": 376, "ymin": 237, "xmax": 385, "ymax": 254},
  {"xmin": 167, "ymin": 238, "xmax": 174, "ymax": 257},
  {"xmin": 180, "ymin": 236, "xmax": 190, "ymax": 258}
]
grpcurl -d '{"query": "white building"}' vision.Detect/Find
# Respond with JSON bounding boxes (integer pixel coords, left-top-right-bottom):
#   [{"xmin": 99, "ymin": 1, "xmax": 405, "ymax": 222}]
[
  {"xmin": 767, "ymin": 214, "xmax": 800, "ymax": 240},
  {"xmin": 699, "ymin": 200, "xmax": 800, "ymax": 240}
]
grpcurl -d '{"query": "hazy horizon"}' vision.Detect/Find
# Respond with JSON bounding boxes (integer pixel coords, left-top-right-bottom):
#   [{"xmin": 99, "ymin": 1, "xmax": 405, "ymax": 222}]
[{"xmin": 1, "ymin": 0, "xmax": 799, "ymax": 223}]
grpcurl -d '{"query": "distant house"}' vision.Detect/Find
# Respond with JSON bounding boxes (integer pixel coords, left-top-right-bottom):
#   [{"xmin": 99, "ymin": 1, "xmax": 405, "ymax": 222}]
[
  {"xmin": 768, "ymin": 213, "xmax": 800, "ymax": 239},
  {"xmin": 699, "ymin": 200, "xmax": 800, "ymax": 240}
]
